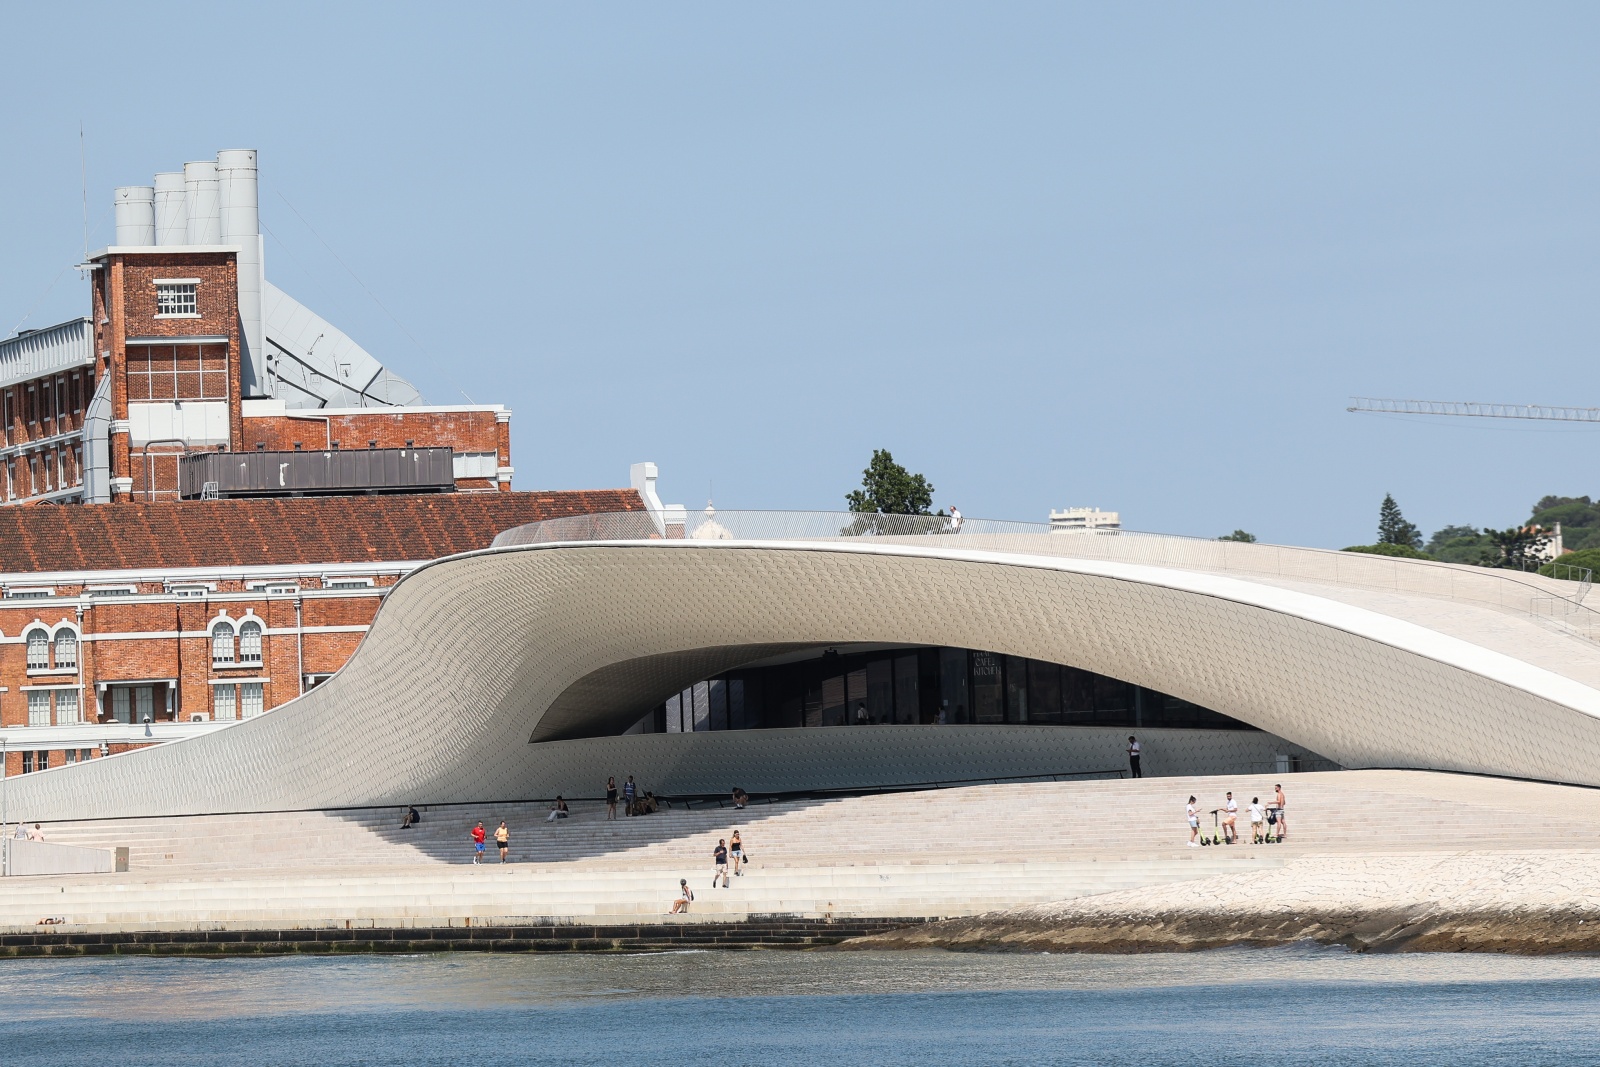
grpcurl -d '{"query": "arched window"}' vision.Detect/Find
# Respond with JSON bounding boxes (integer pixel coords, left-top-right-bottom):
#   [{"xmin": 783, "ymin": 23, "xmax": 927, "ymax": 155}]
[
  {"xmin": 25, "ymin": 627, "xmax": 49, "ymax": 671},
  {"xmin": 239, "ymin": 620, "xmax": 263, "ymax": 666},
  {"xmin": 54, "ymin": 629, "xmax": 77, "ymax": 670},
  {"xmin": 211, "ymin": 621, "xmax": 235, "ymax": 665}
]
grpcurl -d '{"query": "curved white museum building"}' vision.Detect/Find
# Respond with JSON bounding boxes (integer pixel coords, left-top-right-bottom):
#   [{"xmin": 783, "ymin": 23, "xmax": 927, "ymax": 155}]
[{"xmin": 9, "ymin": 510, "xmax": 1600, "ymax": 820}]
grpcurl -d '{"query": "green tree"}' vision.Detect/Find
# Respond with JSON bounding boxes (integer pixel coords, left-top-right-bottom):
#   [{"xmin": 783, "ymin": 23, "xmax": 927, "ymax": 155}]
[
  {"xmin": 1342, "ymin": 543, "xmax": 1431, "ymax": 559},
  {"xmin": 1486, "ymin": 525, "xmax": 1551, "ymax": 571},
  {"xmin": 1424, "ymin": 525, "xmax": 1496, "ymax": 566},
  {"xmin": 1377, "ymin": 493, "xmax": 1423, "ymax": 550},
  {"xmin": 1217, "ymin": 530, "xmax": 1256, "ymax": 543},
  {"xmin": 1538, "ymin": 547, "xmax": 1600, "ymax": 581},
  {"xmin": 845, "ymin": 449, "xmax": 935, "ymax": 515}
]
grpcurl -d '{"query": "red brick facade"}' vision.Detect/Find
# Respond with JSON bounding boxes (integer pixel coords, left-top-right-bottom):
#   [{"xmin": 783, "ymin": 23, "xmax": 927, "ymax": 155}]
[{"xmin": 0, "ymin": 489, "xmax": 643, "ymax": 777}]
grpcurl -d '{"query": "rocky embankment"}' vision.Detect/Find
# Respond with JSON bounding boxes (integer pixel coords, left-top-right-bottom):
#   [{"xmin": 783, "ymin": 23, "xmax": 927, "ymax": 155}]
[{"xmin": 849, "ymin": 851, "xmax": 1600, "ymax": 954}]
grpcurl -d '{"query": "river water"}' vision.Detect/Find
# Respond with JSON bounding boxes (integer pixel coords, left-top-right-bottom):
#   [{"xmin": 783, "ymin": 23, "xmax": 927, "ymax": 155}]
[{"xmin": 2, "ymin": 947, "xmax": 1597, "ymax": 1065}]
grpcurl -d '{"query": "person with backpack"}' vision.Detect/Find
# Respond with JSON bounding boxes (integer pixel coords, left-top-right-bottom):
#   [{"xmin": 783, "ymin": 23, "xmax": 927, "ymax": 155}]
[
  {"xmin": 1248, "ymin": 797, "xmax": 1266, "ymax": 843},
  {"xmin": 730, "ymin": 830, "xmax": 746, "ymax": 876},
  {"xmin": 669, "ymin": 878, "xmax": 694, "ymax": 914}
]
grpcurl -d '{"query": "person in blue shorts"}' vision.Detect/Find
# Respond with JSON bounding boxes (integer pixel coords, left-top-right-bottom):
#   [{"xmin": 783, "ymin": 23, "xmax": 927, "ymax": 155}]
[{"xmin": 471, "ymin": 822, "xmax": 487, "ymax": 864}]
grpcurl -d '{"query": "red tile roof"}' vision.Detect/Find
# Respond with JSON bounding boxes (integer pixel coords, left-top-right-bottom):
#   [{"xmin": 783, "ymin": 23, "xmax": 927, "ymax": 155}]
[{"xmin": 0, "ymin": 490, "xmax": 643, "ymax": 574}]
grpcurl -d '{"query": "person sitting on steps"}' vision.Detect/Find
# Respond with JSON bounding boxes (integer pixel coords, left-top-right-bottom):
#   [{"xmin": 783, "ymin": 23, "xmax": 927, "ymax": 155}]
[{"xmin": 545, "ymin": 796, "xmax": 570, "ymax": 822}]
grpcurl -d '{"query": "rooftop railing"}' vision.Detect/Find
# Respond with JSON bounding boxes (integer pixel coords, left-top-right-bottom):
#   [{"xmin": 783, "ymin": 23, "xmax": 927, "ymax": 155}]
[{"xmin": 491, "ymin": 509, "xmax": 1600, "ymax": 641}]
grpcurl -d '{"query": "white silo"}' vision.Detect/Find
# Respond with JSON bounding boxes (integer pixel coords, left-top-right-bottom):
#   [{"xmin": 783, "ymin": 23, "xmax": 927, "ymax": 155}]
[
  {"xmin": 153, "ymin": 172, "xmax": 189, "ymax": 246},
  {"xmin": 113, "ymin": 186, "xmax": 156, "ymax": 246},
  {"xmin": 218, "ymin": 148, "xmax": 265, "ymax": 395},
  {"xmin": 184, "ymin": 160, "xmax": 221, "ymax": 244}
]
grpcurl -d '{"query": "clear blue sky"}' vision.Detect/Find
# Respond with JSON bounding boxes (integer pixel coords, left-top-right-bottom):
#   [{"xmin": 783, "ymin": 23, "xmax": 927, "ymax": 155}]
[{"xmin": 4, "ymin": 3, "xmax": 1599, "ymax": 547}]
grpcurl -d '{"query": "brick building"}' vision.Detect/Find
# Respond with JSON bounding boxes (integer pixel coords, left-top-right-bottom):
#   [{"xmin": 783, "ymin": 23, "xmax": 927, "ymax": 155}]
[
  {"xmin": 3, "ymin": 148, "xmax": 512, "ymax": 506},
  {"xmin": 0, "ymin": 147, "xmax": 650, "ymax": 778},
  {"xmin": 0, "ymin": 491, "xmax": 642, "ymax": 776}
]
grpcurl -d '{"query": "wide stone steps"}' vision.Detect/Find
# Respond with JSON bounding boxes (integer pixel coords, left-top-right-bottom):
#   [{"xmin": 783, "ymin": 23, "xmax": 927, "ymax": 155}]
[
  {"xmin": 0, "ymin": 855, "xmax": 1278, "ymax": 930},
  {"xmin": 30, "ymin": 775, "xmax": 1590, "ymax": 875}
]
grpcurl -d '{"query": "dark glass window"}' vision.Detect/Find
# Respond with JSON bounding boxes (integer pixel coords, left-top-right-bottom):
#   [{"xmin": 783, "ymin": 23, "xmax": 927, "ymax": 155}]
[
  {"xmin": 866, "ymin": 658, "xmax": 894, "ymax": 725},
  {"xmin": 970, "ymin": 651, "xmax": 1005, "ymax": 723},
  {"xmin": 1005, "ymin": 655, "xmax": 1029, "ymax": 723},
  {"xmin": 1028, "ymin": 660, "xmax": 1063, "ymax": 723},
  {"xmin": 893, "ymin": 654, "xmax": 919, "ymax": 724},
  {"xmin": 709, "ymin": 679, "xmax": 728, "ymax": 731},
  {"xmin": 939, "ymin": 648, "xmax": 969, "ymax": 723}
]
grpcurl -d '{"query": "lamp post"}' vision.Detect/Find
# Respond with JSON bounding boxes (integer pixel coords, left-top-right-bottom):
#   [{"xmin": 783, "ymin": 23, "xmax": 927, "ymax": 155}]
[{"xmin": 1, "ymin": 734, "xmax": 8, "ymax": 878}]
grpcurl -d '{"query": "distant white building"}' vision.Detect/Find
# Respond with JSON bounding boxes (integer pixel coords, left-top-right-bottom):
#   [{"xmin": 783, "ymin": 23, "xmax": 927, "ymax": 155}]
[{"xmin": 1049, "ymin": 507, "xmax": 1121, "ymax": 532}]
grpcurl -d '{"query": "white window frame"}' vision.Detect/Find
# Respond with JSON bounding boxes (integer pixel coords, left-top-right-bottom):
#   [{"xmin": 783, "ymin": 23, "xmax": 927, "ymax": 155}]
[
  {"xmin": 154, "ymin": 279, "xmax": 200, "ymax": 318},
  {"xmin": 171, "ymin": 585, "xmax": 210, "ymax": 599},
  {"xmin": 212, "ymin": 682, "xmax": 237, "ymax": 722},
  {"xmin": 324, "ymin": 577, "xmax": 374, "ymax": 590},
  {"xmin": 86, "ymin": 585, "xmax": 139, "ymax": 597},
  {"xmin": 55, "ymin": 688, "xmax": 80, "ymax": 725},
  {"xmin": 238, "ymin": 619, "xmax": 263, "ymax": 666},
  {"xmin": 240, "ymin": 681, "xmax": 265, "ymax": 719},
  {"xmin": 7, "ymin": 587, "xmax": 55, "ymax": 600},
  {"xmin": 53, "ymin": 628, "xmax": 78, "ymax": 670},
  {"xmin": 211, "ymin": 620, "xmax": 236, "ymax": 665},
  {"xmin": 25, "ymin": 627, "xmax": 50, "ymax": 671},
  {"xmin": 27, "ymin": 690, "xmax": 51, "ymax": 726}
]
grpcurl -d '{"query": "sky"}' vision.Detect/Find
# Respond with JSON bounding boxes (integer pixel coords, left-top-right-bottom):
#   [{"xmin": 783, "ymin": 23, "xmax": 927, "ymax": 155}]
[{"xmin": 3, "ymin": 3, "xmax": 1599, "ymax": 547}]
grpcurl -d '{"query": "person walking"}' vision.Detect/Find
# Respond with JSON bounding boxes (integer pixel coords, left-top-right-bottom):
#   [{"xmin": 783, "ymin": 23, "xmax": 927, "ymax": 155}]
[
  {"xmin": 730, "ymin": 830, "xmax": 746, "ymax": 876},
  {"xmin": 713, "ymin": 839, "xmax": 730, "ymax": 888},
  {"xmin": 1222, "ymin": 792, "xmax": 1238, "ymax": 844},
  {"xmin": 1248, "ymin": 797, "xmax": 1266, "ymax": 844},
  {"xmin": 1186, "ymin": 796, "xmax": 1200, "ymax": 847},
  {"xmin": 669, "ymin": 879, "xmax": 694, "ymax": 914},
  {"xmin": 470, "ymin": 822, "xmax": 487, "ymax": 865},
  {"xmin": 605, "ymin": 777, "xmax": 619, "ymax": 821},
  {"xmin": 1273, "ymin": 783, "xmax": 1288, "ymax": 841},
  {"xmin": 495, "ymin": 821, "xmax": 510, "ymax": 863},
  {"xmin": 1127, "ymin": 736, "xmax": 1142, "ymax": 779},
  {"xmin": 623, "ymin": 776, "xmax": 638, "ymax": 817}
]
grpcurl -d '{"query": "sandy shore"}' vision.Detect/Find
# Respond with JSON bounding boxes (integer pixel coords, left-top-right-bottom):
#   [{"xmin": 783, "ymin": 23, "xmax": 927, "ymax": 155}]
[{"xmin": 847, "ymin": 850, "xmax": 1600, "ymax": 954}]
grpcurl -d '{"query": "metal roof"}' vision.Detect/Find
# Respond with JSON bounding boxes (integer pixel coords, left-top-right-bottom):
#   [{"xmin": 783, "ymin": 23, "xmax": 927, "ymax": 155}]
[{"xmin": 0, "ymin": 317, "xmax": 95, "ymax": 391}]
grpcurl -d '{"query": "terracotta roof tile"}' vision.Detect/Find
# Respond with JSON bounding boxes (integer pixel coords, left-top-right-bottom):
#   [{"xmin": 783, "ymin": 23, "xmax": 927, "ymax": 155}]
[{"xmin": 0, "ymin": 490, "xmax": 643, "ymax": 574}]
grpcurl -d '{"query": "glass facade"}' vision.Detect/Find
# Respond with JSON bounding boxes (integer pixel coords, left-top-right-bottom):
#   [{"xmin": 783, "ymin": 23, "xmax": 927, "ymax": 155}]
[{"xmin": 641, "ymin": 646, "xmax": 1249, "ymax": 734}]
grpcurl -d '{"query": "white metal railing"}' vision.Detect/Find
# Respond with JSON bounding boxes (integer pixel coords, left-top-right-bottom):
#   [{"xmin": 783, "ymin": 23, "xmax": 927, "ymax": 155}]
[{"xmin": 491, "ymin": 509, "xmax": 1600, "ymax": 640}]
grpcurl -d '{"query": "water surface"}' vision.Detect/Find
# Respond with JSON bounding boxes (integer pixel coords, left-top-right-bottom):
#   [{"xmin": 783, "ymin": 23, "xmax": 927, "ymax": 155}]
[{"xmin": 2, "ymin": 948, "xmax": 1597, "ymax": 1065}]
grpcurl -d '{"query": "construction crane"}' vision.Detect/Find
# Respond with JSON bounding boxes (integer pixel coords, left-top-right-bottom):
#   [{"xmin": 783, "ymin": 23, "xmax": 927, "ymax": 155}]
[{"xmin": 1347, "ymin": 398, "xmax": 1600, "ymax": 423}]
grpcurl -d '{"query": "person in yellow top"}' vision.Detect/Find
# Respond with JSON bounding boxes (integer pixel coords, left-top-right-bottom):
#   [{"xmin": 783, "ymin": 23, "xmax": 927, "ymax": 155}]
[{"xmin": 494, "ymin": 821, "xmax": 510, "ymax": 863}]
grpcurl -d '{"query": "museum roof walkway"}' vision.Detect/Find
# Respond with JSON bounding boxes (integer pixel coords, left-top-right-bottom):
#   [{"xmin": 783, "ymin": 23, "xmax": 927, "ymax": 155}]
[{"xmin": 493, "ymin": 509, "xmax": 1600, "ymax": 688}]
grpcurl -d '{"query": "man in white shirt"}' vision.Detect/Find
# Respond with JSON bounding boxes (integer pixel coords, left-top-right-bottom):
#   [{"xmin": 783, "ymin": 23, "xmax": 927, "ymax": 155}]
[
  {"xmin": 1222, "ymin": 792, "xmax": 1238, "ymax": 844},
  {"xmin": 949, "ymin": 507, "xmax": 963, "ymax": 533},
  {"xmin": 1186, "ymin": 796, "xmax": 1200, "ymax": 847},
  {"xmin": 1127, "ymin": 736, "xmax": 1142, "ymax": 778}
]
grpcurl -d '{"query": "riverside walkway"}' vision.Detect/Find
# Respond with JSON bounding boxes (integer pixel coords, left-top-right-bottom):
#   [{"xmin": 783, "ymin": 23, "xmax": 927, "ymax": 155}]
[{"xmin": 3, "ymin": 771, "xmax": 1599, "ymax": 946}]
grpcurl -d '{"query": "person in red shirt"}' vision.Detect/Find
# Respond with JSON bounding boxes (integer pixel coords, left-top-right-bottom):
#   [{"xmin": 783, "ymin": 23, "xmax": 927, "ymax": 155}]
[{"xmin": 471, "ymin": 822, "xmax": 487, "ymax": 865}]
